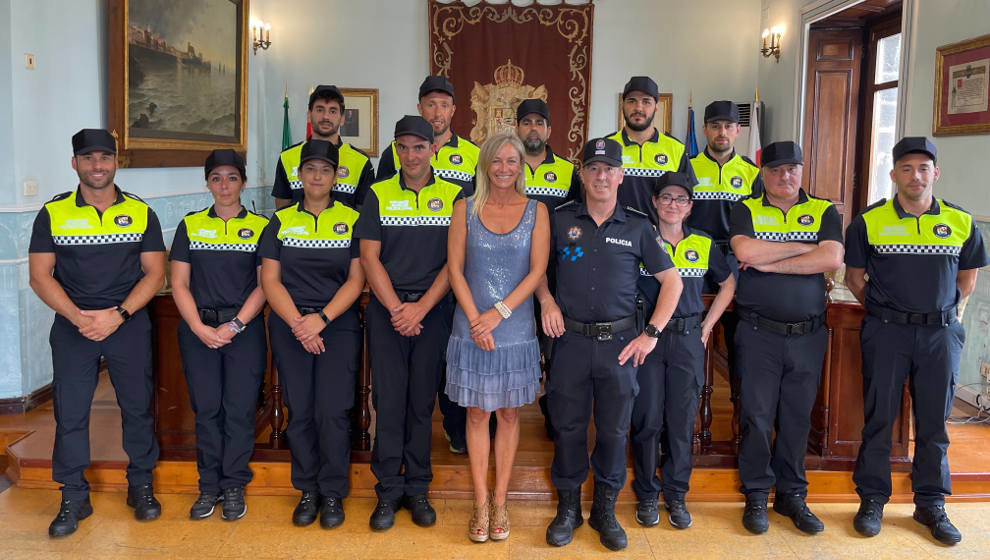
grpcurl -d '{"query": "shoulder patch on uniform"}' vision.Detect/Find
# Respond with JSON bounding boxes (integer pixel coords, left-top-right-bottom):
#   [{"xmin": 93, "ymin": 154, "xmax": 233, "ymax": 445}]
[
  {"xmin": 624, "ymin": 206, "xmax": 650, "ymax": 218},
  {"xmin": 554, "ymin": 200, "xmax": 578, "ymax": 212},
  {"xmin": 49, "ymin": 191, "xmax": 72, "ymax": 202},
  {"xmin": 121, "ymin": 191, "xmax": 147, "ymax": 203}
]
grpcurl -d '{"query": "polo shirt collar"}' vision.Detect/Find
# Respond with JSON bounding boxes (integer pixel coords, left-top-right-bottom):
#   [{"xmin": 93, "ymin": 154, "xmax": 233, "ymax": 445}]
[
  {"xmin": 576, "ymin": 202, "xmax": 627, "ymax": 224},
  {"xmin": 762, "ymin": 188, "xmax": 809, "ymax": 207},
  {"xmin": 442, "ymin": 134, "xmax": 460, "ymax": 149},
  {"xmin": 75, "ymin": 186, "xmax": 125, "ymax": 207},
  {"xmin": 703, "ymin": 148, "xmax": 736, "ymax": 164},
  {"xmin": 398, "ymin": 172, "xmax": 436, "ymax": 192},
  {"xmin": 207, "ymin": 205, "xmax": 248, "ymax": 219},
  {"xmin": 620, "ymin": 128, "xmax": 659, "ymax": 146},
  {"xmin": 540, "ymin": 145, "xmax": 556, "ymax": 165},
  {"xmin": 293, "ymin": 199, "xmax": 333, "ymax": 217},
  {"xmin": 892, "ymin": 195, "xmax": 940, "ymax": 218}
]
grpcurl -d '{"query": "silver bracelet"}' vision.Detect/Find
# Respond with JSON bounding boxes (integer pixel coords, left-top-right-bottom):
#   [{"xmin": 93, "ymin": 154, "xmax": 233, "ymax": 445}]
[{"xmin": 494, "ymin": 300, "xmax": 512, "ymax": 319}]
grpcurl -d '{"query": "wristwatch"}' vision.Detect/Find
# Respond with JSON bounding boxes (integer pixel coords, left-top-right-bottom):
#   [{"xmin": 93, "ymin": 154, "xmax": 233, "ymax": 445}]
[
  {"xmin": 644, "ymin": 323, "xmax": 661, "ymax": 338},
  {"xmin": 318, "ymin": 310, "xmax": 330, "ymax": 325},
  {"xmin": 115, "ymin": 305, "xmax": 132, "ymax": 322}
]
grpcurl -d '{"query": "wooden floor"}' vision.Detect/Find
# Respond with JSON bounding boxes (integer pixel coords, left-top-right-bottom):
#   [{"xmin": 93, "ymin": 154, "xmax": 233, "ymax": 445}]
[{"xmin": 4, "ymin": 371, "xmax": 990, "ymax": 504}]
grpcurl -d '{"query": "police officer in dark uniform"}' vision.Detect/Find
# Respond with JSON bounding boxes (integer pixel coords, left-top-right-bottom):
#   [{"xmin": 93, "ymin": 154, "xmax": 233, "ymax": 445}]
[
  {"xmin": 607, "ymin": 76, "xmax": 697, "ymax": 225},
  {"xmin": 515, "ymin": 97, "xmax": 581, "ymax": 437},
  {"xmin": 170, "ymin": 149, "xmax": 269, "ymax": 521},
  {"xmin": 259, "ymin": 140, "xmax": 366, "ymax": 529},
  {"xmin": 845, "ymin": 137, "xmax": 988, "ymax": 545},
  {"xmin": 728, "ymin": 141, "xmax": 844, "ymax": 535},
  {"xmin": 30, "ymin": 129, "xmax": 166, "ymax": 537},
  {"xmin": 630, "ymin": 172, "xmax": 735, "ymax": 530},
  {"xmin": 376, "ymin": 76, "xmax": 478, "ymax": 454},
  {"xmin": 356, "ymin": 116, "xmax": 462, "ymax": 531},
  {"xmin": 272, "ymin": 85, "xmax": 376, "ymax": 209},
  {"xmin": 538, "ymin": 137, "xmax": 682, "ymax": 551}
]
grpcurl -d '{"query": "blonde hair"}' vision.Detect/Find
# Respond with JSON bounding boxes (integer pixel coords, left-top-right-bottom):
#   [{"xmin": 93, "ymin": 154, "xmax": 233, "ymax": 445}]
[{"xmin": 470, "ymin": 133, "xmax": 527, "ymax": 216}]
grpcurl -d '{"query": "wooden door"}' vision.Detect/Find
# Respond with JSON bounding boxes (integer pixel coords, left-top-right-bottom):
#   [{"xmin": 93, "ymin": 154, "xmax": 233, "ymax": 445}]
[{"xmin": 802, "ymin": 28, "xmax": 863, "ymax": 230}]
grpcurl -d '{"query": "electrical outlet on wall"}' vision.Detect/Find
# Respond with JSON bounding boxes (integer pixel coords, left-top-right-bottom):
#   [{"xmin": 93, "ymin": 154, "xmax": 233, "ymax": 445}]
[{"xmin": 23, "ymin": 180, "xmax": 38, "ymax": 197}]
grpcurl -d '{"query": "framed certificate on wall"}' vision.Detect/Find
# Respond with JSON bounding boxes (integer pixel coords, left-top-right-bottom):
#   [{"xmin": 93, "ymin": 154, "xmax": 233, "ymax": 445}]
[{"xmin": 933, "ymin": 33, "xmax": 990, "ymax": 136}]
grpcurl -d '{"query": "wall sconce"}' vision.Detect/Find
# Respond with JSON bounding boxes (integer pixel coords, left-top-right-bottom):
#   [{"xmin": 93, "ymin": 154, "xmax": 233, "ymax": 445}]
[
  {"xmin": 251, "ymin": 19, "xmax": 271, "ymax": 55},
  {"xmin": 761, "ymin": 26, "xmax": 783, "ymax": 62}
]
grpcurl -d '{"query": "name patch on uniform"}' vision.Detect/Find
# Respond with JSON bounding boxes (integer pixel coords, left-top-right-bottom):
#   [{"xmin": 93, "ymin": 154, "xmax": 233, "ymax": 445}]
[
  {"xmin": 427, "ymin": 198, "xmax": 444, "ymax": 212},
  {"xmin": 797, "ymin": 214, "xmax": 815, "ymax": 226},
  {"xmin": 337, "ymin": 166, "xmax": 350, "ymax": 179},
  {"xmin": 697, "ymin": 177, "xmax": 712, "ymax": 186},
  {"xmin": 237, "ymin": 228, "xmax": 254, "ymax": 239},
  {"xmin": 933, "ymin": 223, "xmax": 952, "ymax": 238},
  {"xmin": 567, "ymin": 226, "xmax": 582, "ymax": 240},
  {"xmin": 59, "ymin": 219, "xmax": 93, "ymax": 230},
  {"xmin": 114, "ymin": 214, "xmax": 132, "ymax": 227},
  {"xmin": 756, "ymin": 215, "xmax": 780, "ymax": 226},
  {"xmin": 291, "ymin": 166, "xmax": 299, "ymax": 178},
  {"xmin": 195, "ymin": 228, "xmax": 218, "ymax": 239},
  {"xmin": 654, "ymin": 153, "xmax": 668, "ymax": 165},
  {"xmin": 622, "ymin": 155, "xmax": 634, "ymax": 164},
  {"xmin": 685, "ymin": 249, "xmax": 699, "ymax": 262},
  {"xmin": 282, "ymin": 225, "xmax": 309, "ymax": 235},
  {"xmin": 544, "ymin": 171, "xmax": 557, "ymax": 183},
  {"xmin": 880, "ymin": 225, "xmax": 909, "ymax": 236},
  {"xmin": 605, "ymin": 237, "xmax": 632, "ymax": 247},
  {"xmin": 333, "ymin": 222, "xmax": 349, "ymax": 235},
  {"xmin": 449, "ymin": 154, "xmax": 463, "ymax": 165},
  {"xmin": 386, "ymin": 200, "xmax": 412, "ymax": 211},
  {"xmin": 730, "ymin": 176, "xmax": 743, "ymax": 188}
]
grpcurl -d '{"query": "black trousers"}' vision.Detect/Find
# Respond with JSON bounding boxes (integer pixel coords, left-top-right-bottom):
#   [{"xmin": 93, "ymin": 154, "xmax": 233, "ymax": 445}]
[
  {"xmin": 630, "ymin": 326, "xmax": 705, "ymax": 502},
  {"xmin": 548, "ymin": 328, "xmax": 639, "ymax": 491},
  {"xmin": 705, "ymin": 246, "xmax": 738, "ymax": 400},
  {"xmin": 853, "ymin": 316, "xmax": 964, "ymax": 507},
  {"xmin": 735, "ymin": 322, "xmax": 826, "ymax": 498},
  {"xmin": 178, "ymin": 316, "xmax": 267, "ymax": 493},
  {"xmin": 367, "ymin": 295, "xmax": 453, "ymax": 501},
  {"xmin": 50, "ymin": 309, "xmax": 158, "ymax": 500},
  {"xmin": 269, "ymin": 309, "xmax": 360, "ymax": 498}
]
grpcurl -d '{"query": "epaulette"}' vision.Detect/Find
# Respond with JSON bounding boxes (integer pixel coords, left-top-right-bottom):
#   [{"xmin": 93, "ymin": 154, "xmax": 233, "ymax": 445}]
[
  {"xmin": 624, "ymin": 206, "xmax": 650, "ymax": 219},
  {"xmin": 554, "ymin": 200, "xmax": 578, "ymax": 212},
  {"xmin": 122, "ymin": 191, "xmax": 147, "ymax": 203},
  {"xmin": 862, "ymin": 198, "xmax": 887, "ymax": 212},
  {"xmin": 458, "ymin": 136, "xmax": 479, "ymax": 149},
  {"xmin": 738, "ymin": 155, "xmax": 759, "ymax": 168},
  {"xmin": 346, "ymin": 143, "xmax": 370, "ymax": 159},
  {"xmin": 941, "ymin": 199, "xmax": 971, "ymax": 214},
  {"xmin": 48, "ymin": 191, "xmax": 72, "ymax": 202},
  {"xmin": 280, "ymin": 140, "xmax": 305, "ymax": 153},
  {"xmin": 183, "ymin": 209, "xmax": 202, "ymax": 217},
  {"xmin": 661, "ymin": 131, "xmax": 686, "ymax": 145}
]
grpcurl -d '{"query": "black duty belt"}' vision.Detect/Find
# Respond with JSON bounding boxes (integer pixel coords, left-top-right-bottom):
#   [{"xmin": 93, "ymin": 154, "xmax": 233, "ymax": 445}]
[
  {"xmin": 737, "ymin": 307, "xmax": 824, "ymax": 336},
  {"xmin": 564, "ymin": 314, "xmax": 638, "ymax": 341},
  {"xmin": 667, "ymin": 313, "xmax": 702, "ymax": 334},
  {"xmin": 297, "ymin": 306, "xmax": 324, "ymax": 315},
  {"xmin": 396, "ymin": 290, "xmax": 424, "ymax": 303},
  {"xmin": 867, "ymin": 304, "xmax": 956, "ymax": 327},
  {"xmin": 198, "ymin": 307, "xmax": 239, "ymax": 324}
]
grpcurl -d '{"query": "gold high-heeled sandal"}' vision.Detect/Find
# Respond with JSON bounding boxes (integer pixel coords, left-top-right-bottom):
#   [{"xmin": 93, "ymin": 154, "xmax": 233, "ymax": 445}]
[
  {"xmin": 469, "ymin": 496, "xmax": 490, "ymax": 543},
  {"xmin": 490, "ymin": 499, "xmax": 509, "ymax": 541}
]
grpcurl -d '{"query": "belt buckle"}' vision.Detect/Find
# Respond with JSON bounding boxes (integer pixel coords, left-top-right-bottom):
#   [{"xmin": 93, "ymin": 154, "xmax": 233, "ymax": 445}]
[
  {"xmin": 594, "ymin": 323, "xmax": 613, "ymax": 341},
  {"xmin": 786, "ymin": 321, "xmax": 805, "ymax": 335},
  {"xmin": 202, "ymin": 309, "xmax": 217, "ymax": 323}
]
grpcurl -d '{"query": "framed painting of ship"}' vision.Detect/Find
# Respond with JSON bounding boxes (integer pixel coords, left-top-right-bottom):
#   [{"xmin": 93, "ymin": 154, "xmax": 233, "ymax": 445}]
[{"xmin": 107, "ymin": 0, "xmax": 248, "ymax": 167}]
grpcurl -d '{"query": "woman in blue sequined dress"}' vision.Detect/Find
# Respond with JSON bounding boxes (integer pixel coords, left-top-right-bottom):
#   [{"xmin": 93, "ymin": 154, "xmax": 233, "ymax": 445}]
[{"xmin": 446, "ymin": 133, "xmax": 550, "ymax": 542}]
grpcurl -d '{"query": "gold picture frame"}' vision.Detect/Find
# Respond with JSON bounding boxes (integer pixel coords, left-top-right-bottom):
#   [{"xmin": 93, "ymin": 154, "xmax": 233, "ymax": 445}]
[
  {"xmin": 932, "ymin": 33, "xmax": 990, "ymax": 136},
  {"xmin": 339, "ymin": 88, "xmax": 380, "ymax": 157},
  {"xmin": 618, "ymin": 92, "xmax": 673, "ymax": 134}
]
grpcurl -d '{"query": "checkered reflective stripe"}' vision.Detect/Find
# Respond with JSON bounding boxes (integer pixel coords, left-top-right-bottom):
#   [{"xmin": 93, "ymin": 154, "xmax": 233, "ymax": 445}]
[
  {"xmin": 525, "ymin": 186, "xmax": 569, "ymax": 198},
  {"xmin": 677, "ymin": 267, "xmax": 707, "ymax": 278},
  {"xmin": 53, "ymin": 232, "xmax": 144, "ymax": 245},
  {"xmin": 875, "ymin": 244, "xmax": 962, "ymax": 256},
  {"xmin": 334, "ymin": 184, "xmax": 357, "ymax": 194},
  {"xmin": 434, "ymin": 168, "xmax": 473, "ymax": 182},
  {"xmin": 639, "ymin": 264, "xmax": 651, "ymax": 276},
  {"xmin": 381, "ymin": 215, "xmax": 452, "ymax": 227},
  {"xmin": 755, "ymin": 231, "xmax": 819, "ymax": 242},
  {"xmin": 280, "ymin": 237, "xmax": 351, "ymax": 249},
  {"xmin": 289, "ymin": 180, "xmax": 303, "ymax": 190},
  {"xmin": 189, "ymin": 241, "xmax": 257, "ymax": 252},
  {"xmin": 692, "ymin": 191, "xmax": 745, "ymax": 202},
  {"xmin": 623, "ymin": 168, "xmax": 667, "ymax": 178}
]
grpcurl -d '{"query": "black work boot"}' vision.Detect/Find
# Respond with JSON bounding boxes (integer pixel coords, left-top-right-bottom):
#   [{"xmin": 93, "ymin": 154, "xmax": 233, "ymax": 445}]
[
  {"xmin": 913, "ymin": 504, "xmax": 962, "ymax": 545},
  {"xmin": 292, "ymin": 491, "xmax": 320, "ymax": 526},
  {"xmin": 189, "ymin": 492, "xmax": 222, "ymax": 520},
  {"xmin": 546, "ymin": 488, "xmax": 583, "ymax": 546},
  {"xmin": 48, "ymin": 496, "xmax": 93, "ymax": 537},
  {"xmin": 369, "ymin": 498, "xmax": 399, "ymax": 531},
  {"xmin": 126, "ymin": 483, "xmax": 162, "ymax": 521},
  {"xmin": 853, "ymin": 498, "xmax": 884, "ymax": 537},
  {"xmin": 742, "ymin": 494, "xmax": 769, "ymax": 534},
  {"xmin": 402, "ymin": 493, "xmax": 437, "ymax": 527},
  {"xmin": 221, "ymin": 486, "xmax": 246, "ymax": 521},
  {"xmin": 320, "ymin": 495, "xmax": 345, "ymax": 529},
  {"xmin": 773, "ymin": 494, "xmax": 824, "ymax": 534},
  {"xmin": 588, "ymin": 484, "xmax": 627, "ymax": 551},
  {"xmin": 635, "ymin": 495, "xmax": 659, "ymax": 527},
  {"xmin": 665, "ymin": 497, "xmax": 693, "ymax": 529}
]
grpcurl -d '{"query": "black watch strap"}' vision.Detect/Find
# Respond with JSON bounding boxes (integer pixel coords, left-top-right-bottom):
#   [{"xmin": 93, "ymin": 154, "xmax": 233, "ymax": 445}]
[
  {"xmin": 115, "ymin": 305, "xmax": 131, "ymax": 321},
  {"xmin": 318, "ymin": 310, "xmax": 330, "ymax": 325},
  {"xmin": 231, "ymin": 317, "xmax": 246, "ymax": 332},
  {"xmin": 644, "ymin": 323, "xmax": 661, "ymax": 338}
]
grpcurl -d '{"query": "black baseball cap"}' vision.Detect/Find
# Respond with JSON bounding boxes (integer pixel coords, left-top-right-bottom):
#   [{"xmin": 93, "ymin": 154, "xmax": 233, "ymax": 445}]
[
  {"xmin": 653, "ymin": 172, "xmax": 694, "ymax": 197},
  {"xmin": 622, "ymin": 76, "xmax": 659, "ymax": 100},
  {"xmin": 299, "ymin": 139, "xmax": 339, "ymax": 169},
  {"xmin": 204, "ymin": 149, "xmax": 246, "ymax": 179},
  {"xmin": 761, "ymin": 141, "xmax": 803, "ymax": 168},
  {"xmin": 582, "ymin": 137, "xmax": 623, "ymax": 167},
  {"xmin": 892, "ymin": 136, "xmax": 937, "ymax": 165},
  {"xmin": 394, "ymin": 115, "xmax": 434, "ymax": 142},
  {"xmin": 72, "ymin": 128, "xmax": 116, "ymax": 155},
  {"xmin": 704, "ymin": 101, "xmax": 740, "ymax": 123},
  {"xmin": 418, "ymin": 75, "xmax": 455, "ymax": 101},
  {"xmin": 516, "ymin": 98, "xmax": 551, "ymax": 123},
  {"xmin": 308, "ymin": 85, "xmax": 345, "ymax": 110}
]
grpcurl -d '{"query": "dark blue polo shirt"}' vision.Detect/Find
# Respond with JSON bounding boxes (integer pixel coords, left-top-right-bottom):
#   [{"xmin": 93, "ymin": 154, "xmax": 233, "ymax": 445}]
[
  {"xmin": 845, "ymin": 196, "xmax": 989, "ymax": 313},
  {"xmin": 550, "ymin": 201, "xmax": 674, "ymax": 323},
  {"xmin": 638, "ymin": 225, "xmax": 730, "ymax": 317}
]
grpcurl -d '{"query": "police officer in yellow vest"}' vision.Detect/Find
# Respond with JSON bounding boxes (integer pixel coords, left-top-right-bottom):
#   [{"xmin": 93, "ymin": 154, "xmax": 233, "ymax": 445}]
[
  {"xmin": 260, "ymin": 140, "xmax": 366, "ymax": 529},
  {"xmin": 608, "ymin": 76, "xmax": 697, "ymax": 225},
  {"xmin": 728, "ymin": 141, "xmax": 843, "ymax": 536},
  {"xmin": 357, "ymin": 116, "xmax": 463, "ymax": 531},
  {"xmin": 170, "ymin": 149, "xmax": 269, "ymax": 522},
  {"xmin": 272, "ymin": 85, "xmax": 375, "ymax": 209},
  {"xmin": 376, "ymin": 76, "xmax": 480, "ymax": 197},
  {"xmin": 30, "ymin": 129, "xmax": 167, "ymax": 537},
  {"xmin": 845, "ymin": 137, "xmax": 988, "ymax": 545}
]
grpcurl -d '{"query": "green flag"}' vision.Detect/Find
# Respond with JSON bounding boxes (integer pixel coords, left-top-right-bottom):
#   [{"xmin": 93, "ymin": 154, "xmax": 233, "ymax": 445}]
[{"xmin": 281, "ymin": 89, "xmax": 292, "ymax": 150}]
